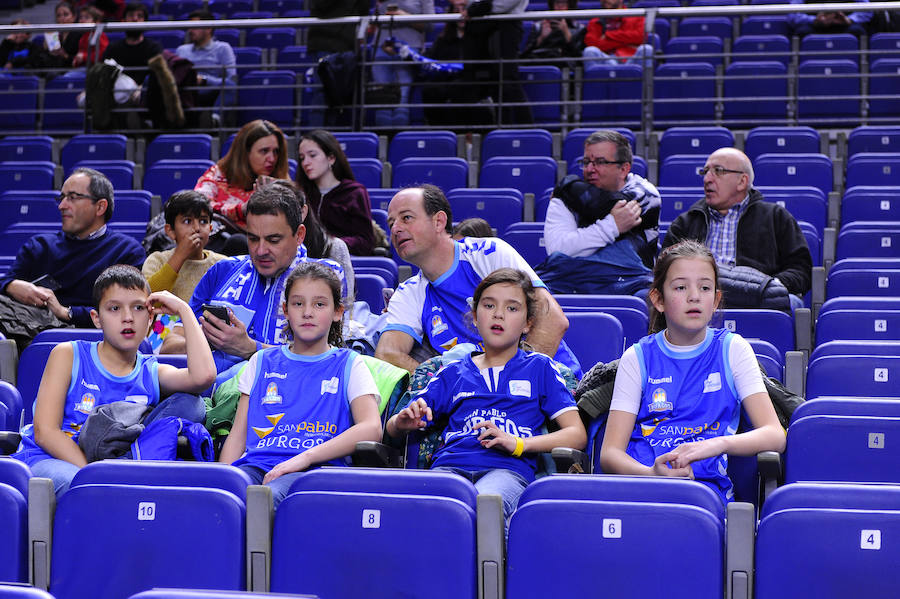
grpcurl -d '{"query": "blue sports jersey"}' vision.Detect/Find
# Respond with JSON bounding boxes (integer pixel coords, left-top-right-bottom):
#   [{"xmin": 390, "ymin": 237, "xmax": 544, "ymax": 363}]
[
  {"xmin": 418, "ymin": 349, "xmax": 577, "ymax": 482},
  {"xmin": 383, "ymin": 237, "xmax": 580, "ymax": 372},
  {"xmin": 14, "ymin": 340, "xmax": 160, "ymax": 466},
  {"xmin": 235, "ymin": 345, "xmax": 357, "ymax": 472},
  {"xmin": 628, "ymin": 328, "xmax": 741, "ymax": 502}
]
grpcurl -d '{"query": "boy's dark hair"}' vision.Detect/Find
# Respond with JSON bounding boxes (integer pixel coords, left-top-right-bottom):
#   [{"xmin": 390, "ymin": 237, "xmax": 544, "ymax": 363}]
[
  {"xmin": 247, "ymin": 180, "xmax": 306, "ymax": 234},
  {"xmin": 283, "ymin": 262, "xmax": 344, "ymax": 347},
  {"xmin": 164, "ymin": 190, "xmax": 213, "ymax": 227},
  {"xmin": 453, "ymin": 217, "xmax": 493, "ymax": 239},
  {"xmin": 188, "ymin": 8, "xmax": 213, "ymax": 20},
  {"xmin": 93, "ymin": 264, "xmax": 150, "ymax": 307},
  {"xmin": 124, "ymin": 2, "xmax": 148, "ymax": 19}
]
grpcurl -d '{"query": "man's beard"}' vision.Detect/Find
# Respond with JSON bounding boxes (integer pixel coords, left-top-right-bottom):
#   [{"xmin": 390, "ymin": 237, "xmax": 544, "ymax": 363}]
[{"xmin": 125, "ymin": 29, "xmax": 143, "ymax": 40}]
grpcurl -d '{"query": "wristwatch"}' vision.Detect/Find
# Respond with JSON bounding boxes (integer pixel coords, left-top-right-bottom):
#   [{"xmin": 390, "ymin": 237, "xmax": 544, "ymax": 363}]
[{"xmin": 66, "ymin": 306, "xmax": 73, "ymax": 322}]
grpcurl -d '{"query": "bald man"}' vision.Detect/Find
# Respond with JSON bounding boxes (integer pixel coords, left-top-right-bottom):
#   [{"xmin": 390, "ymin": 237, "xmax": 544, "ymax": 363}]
[{"xmin": 662, "ymin": 147, "xmax": 812, "ymax": 309}]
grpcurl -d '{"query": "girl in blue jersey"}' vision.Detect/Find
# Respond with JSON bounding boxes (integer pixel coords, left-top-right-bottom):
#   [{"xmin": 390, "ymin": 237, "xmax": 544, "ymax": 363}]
[
  {"xmin": 219, "ymin": 262, "xmax": 382, "ymax": 506},
  {"xmin": 387, "ymin": 268, "xmax": 586, "ymax": 519},
  {"xmin": 601, "ymin": 240, "xmax": 785, "ymax": 502}
]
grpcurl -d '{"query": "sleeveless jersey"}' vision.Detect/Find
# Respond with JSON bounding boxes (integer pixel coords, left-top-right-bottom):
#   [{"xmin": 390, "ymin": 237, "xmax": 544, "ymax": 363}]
[
  {"xmin": 629, "ymin": 328, "xmax": 741, "ymax": 502},
  {"xmin": 15, "ymin": 340, "xmax": 160, "ymax": 465},
  {"xmin": 235, "ymin": 345, "xmax": 357, "ymax": 472}
]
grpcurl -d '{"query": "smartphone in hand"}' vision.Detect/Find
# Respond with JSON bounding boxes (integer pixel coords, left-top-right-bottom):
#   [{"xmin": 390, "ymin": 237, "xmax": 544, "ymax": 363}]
[{"xmin": 201, "ymin": 304, "xmax": 231, "ymax": 325}]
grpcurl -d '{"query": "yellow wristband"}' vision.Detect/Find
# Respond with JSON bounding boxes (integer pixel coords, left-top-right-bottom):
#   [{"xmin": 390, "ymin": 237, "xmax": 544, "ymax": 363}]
[{"xmin": 511, "ymin": 436, "xmax": 525, "ymax": 457}]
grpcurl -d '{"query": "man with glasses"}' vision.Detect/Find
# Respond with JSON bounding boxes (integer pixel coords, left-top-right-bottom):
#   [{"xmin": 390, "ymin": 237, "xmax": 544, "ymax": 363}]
[
  {"xmin": 0, "ymin": 168, "xmax": 145, "ymax": 344},
  {"xmin": 538, "ymin": 129, "xmax": 660, "ymax": 295},
  {"xmin": 663, "ymin": 147, "xmax": 811, "ymax": 310}
]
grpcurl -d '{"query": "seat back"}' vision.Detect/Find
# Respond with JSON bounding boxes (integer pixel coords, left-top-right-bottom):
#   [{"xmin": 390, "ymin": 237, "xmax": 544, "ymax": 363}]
[
  {"xmin": 69, "ymin": 461, "xmax": 253, "ymax": 499},
  {"xmin": 797, "ymin": 59, "xmax": 860, "ymax": 123},
  {"xmin": 846, "ymin": 153, "xmax": 900, "ymax": 188},
  {"xmin": 582, "ymin": 64, "xmax": 643, "ymax": 123},
  {"xmin": 0, "ymin": 136, "xmax": 53, "ymax": 162},
  {"xmin": 520, "ymin": 65, "xmax": 563, "ymax": 125},
  {"xmin": 847, "ymin": 125, "xmax": 900, "ymax": 155},
  {"xmin": 72, "ymin": 160, "xmax": 135, "ymax": 190},
  {"xmin": 659, "ymin": 127, "xmax": 734, "ymax": 162},
  {"xmin": 42, "ymin": 70, "xmax": 86, "ymax": 132},
  {"xmin": 238, "ymin": 70, "xmax": 296, "ymax": 129},
  {"xmin": 753, "ymin": 153, "xmax": 833, "ymax": 196},
  {"xmin": 387, "ymin": 130, "xmax": 457, "ymax": 165},
  {"xmin": 446, "ymin": 188, "xmax": 523, "ymax": 235},
  {"xmin": 805, "ymin": 354, "xmax": 900, "ymax": 400},
  {"xmin": 143, "ymin": 159, "xmax": 215, "ymax": 204},
  {"xmin": 393, "ymin": 157, "xmax": 468, "ymax": 192},
  {"xmin": 0, "ymin": 74, "xmax": 39, "ymax": 132},
  {"xmin": 563, "ymin": 312, "xmax": 625, "ymax": 369},
  {"xmin": 712, "ymin": 309, "xmax": 794, "ymax": 357},
  {"xmin": 334, "ymin": 132, "xmax": 379, "ymax": 159},
  {"xmin": 658, "ymin": 154, "xmax": 707, "ymax": 187},
  {"xmin": 146, "ymin": 134, "xmax": 213, "ymax": 170},
  {"xmin": 731, "ymin": 34, "xmax": 790, "ymax": 65},
  {"xmin": 868, "ymin": 58, "xmax": 900, "ymax": 119},
  {"xmin": 61, "ymin": 134, "xmax": 129, "ymax": 175},
  {"xmin": 347, "ymin": 158, "xmax": 383, "ymax": 190},
  {"xmin": 744, "ymin": 126, "xmax": 820, "ymax": 161},
  {"xmin": 354, "ymin": 273, "xmax": 388, "ymax": 313},
  {"xmin": 722, "ymin": 61, "xmax": 789, "ymax": 122},
  {"xmin": 481, "ymin": 129, "xmax": 553, "ymax": 162},
  {"xmin": 0, "ymin": 383, "xmax": 23, "ymax": 432},
  {"xmin": 0, "ymin": 162, "xmax": 55, "ymax": 191},
  {"xmin": 0, "ymin": 482, "xmax": 27, "ymax": 584}
]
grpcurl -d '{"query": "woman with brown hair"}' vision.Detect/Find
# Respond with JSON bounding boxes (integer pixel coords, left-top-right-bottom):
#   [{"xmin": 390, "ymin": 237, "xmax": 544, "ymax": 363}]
[{"xmin": 195, "ymin": 119, "xmax": 289, "ymax": 231}]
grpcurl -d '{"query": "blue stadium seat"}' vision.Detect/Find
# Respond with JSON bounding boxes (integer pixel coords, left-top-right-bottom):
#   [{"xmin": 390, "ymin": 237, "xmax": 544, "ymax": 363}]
[
  {"xmin": 658, "ymin": 127, "xmax": 734, "ymax": 162},
  {"xmin": 658, "ymin": 154, "xmax": 706, "ymax": 188},
  {"xmin": 797, "ymin": 59, "xmax": 860, "ymax": 124},
  {"xmin": 238, "ymin": 70, "xmax": 296, "ymax": 129},
  {"xmin": 582, "ymin": 64, "xmax": 643, "ymax": 124},
  {"xmin": 347, "ymin": 158, "xmax": 383, "ymax": 190},
  {"xmin": 841, "ymin": 186, "xmax": 900, "ymax": 224},
  {"xmin": 507, "ymin": 475, "xmax": 725, "ymax": 598},
  {"xmin": 713, "ymin": 308, "xmax": 794, "ymax": 358},
  {"xmin": 0, "ymin": 162, "xmax": 55, "ymax": 191},
  {"xmin": 520, "ymin": 65, "xmax": 563, "ymax": 125},
  {"xmin": 756, "ymin": 483, "xmax": 900, "ymax": 598},
  {"xmin": 129, "ymin": 592, "xmax": 288, "ymax": 599},
  {"xmin": 561, "ymin": 305, "xmax": 649, "ymax": 348},
  {"xmin": 145, "ymin": 29, "xmax": 186, "ymax": 49},
  {"xmin": 446, "ymin": 188, "xmax": 524, "ymax": 235},
  {"xmin": 836, "ymin": 227, "xmax": 900, "ymax": 260},
  {"xmin": 350, "ymin": 256, "xmax": 399, "ymax": 289},
  {"xmin": 259, "ymin": 0, "xmax": 304, "ymax": 13},
  {"xmin": 826, "ymin": 259, "xmax": 900, "ymax": 298},
  {"xmin": 479, "ymin": 156, "xmax": 558, "ymax": 199},
  {"xmin": 0, "ymin": 481, "xmax": 27, "ymax": 584},
  {"xmin": 664, "ymin": 35, "xmax": 723, "ymax": 65},
  {"xmin": 481, "ymin": 129, "xmax": 553, "ymax": 162},
  {"xmin": 744, "ymin": 127, "xmax": 820, "ymax": 161},
  {"xmin": 847, "ymin": 126, "xmax": 900, "ymax": 155},
  {"xmin": 354, "ymin": 273, "xmax": 388, "ymax": 313},
  {"xmin": 503, "ymin": 225, "xmax": 546, "ymax": 266},
  {"xmin": 158, "ymin": 0, "xmax": 203, "ymax": 16},
  {"xmin": 112, "ymin": 190, "xmax": 153, "ymax": 223},
  {"xmin": 722, "ymin": 61, "xmax": 789, "ymax": 123},
  {"xmin": 819, "ymin": 296, "xmax": 900, "ymax": 317},
  {"xmin": 749, "ymin": 338, "xmax": 784, "ymax": 380},
  {"xmin": 144, "ymin": 159, "xmax": 214, "ymax": 203},
  {"xmin": 678, "ymin": 16, "xmax": 733, "ymax": 40},
  {"xmin": 334, "ymin": 132, "xmax": 379, "ymax": 159},
  {"xmin": 791, "ymin": 397, "xmax": 900, "ymax": 422},
  {"xmin": 49, "ymin": 484, "xmax": 246, "ymax": 598},
  {"xmin": 146, "ymin": 134, "xmax": 212, "ymax": 169},
  {"xmin": 0, "ymin": 136, "xmax": 53, "ymax": 162},
  {"xmin": 816, "ymin": 309, "xmax": 900, "ymax": 346},
  {"xmin": 42, "ymin": 70, "xmax": 85, "ymax": 132},
  {"xmin": 805, "ymin": 354, "xmax": 900, "ymax": 400},
  {"xmin": 0, "ymin": 74, "xmax": 39, "ymax": 132},
  {"xmin": 846, "ymin": 153, "xmax": 900, "ymax": 188},
  {"xmin": 563, "ymin": 312, "xmax": 625, "ymax": 368},
  {"xmin": 72, "ymin": 160, "xmax": 135, "ymax": 190},
  {"xmin": 68, "ymin": 460, "xmax": 253, "ymax": 499},
  {"xmin": 740, "ymin": 15, "xmax": 790, "ymax": 37},
  {"xmin": 654, "ymin": 63, "xmax": 716, "ymax": 124},
  {"xmin": 657, "ymin": 186, "xmax": 699, "ymax": 222},
  {"xmin": 755, "ymin": 186, "xmax": 827, "ymax": 238},
  {"xmin": 246, "ymin": 27, "xmax": 296, "ymax": 52},
  {"xmin": 0, "ymin": 191, "xmax": 59, "ymax": 227},
  {"xmin": 554, "ymin": 293, "xmax": 647, "ymax": 312},
  {"xmin": 207, "ymin": 0, "xmax": 253, "ymax": 16},
  {"xmin": 0, "ymin": 382, "xmax": 23, "ymax": 432},
  {"xmin": 233, "ymin": 46, "xmax": 263, "ymax": 69},
  {"xmin": 800, "ymin": 32, "xmax": 859, "ymax": 64},
  {"xmin": 367, "ymin": 188, "xmax": 400, "ymax": 212},
  {"xmin": 870, "ymin": 31, "xmax": 900, "ymax": 55},
  {"xmin": 215, "ymin": 28, "xmax": 242, "ymax": 48},
  {"xmin": 387, "ymin": 130, "xmax": 457, "ymax": 166},
  {"xmin": 753, "ymin": 153, "xmax": 833, "ymax": 196},
  {"xmin": 61, "ymin": 134, "xmax": 129, "ymax": 175},
  {"xmin": 731, "ymin": 34, "xmax": 790, "ymax": 65},
  {"xmin": 271, "ymin": 469, "xmax": 483, "ymax": 599},
  {"xmin": 392, "ymin": 156, "xmax": 469, "ymax": 191},
  {"xmin": 232, "ymin": 10, "xmax": 274, "ymax": 19},
  {"xmin": 868, "ymin": 59, "xmax": 900, "ymax": 121}
]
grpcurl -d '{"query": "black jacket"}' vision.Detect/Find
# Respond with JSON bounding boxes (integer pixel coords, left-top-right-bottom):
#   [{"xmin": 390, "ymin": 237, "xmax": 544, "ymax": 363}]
[{"xmin": 663, "ymin": 188, "xmax": 812, "ymax": 296}]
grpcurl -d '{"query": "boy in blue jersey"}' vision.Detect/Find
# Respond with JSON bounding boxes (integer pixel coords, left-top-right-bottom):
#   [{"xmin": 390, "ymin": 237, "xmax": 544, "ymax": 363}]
[{"xmin": 13, "ymin": 265, "xmax": 217, "ymax": 497}]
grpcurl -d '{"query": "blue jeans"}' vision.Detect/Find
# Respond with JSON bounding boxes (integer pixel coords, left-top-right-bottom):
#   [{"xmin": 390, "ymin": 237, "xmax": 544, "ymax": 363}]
[
  {"xmin": 237, "ymin": 464, "xmax": 306, "ymax": 509},
  {"xmin": 433, "ymin": 467, "xmax": 529, "ymax": 521},
  {"xmin": 31, "ymin": 393, "xmax": 207, "ymax": 498},
  {"xmin": 371, "ymin": 46, "xmax": 414, "ymax": 127},
  {"xmin": 583, "ymin": 43, "xmax": 655, "ymax": 66}
]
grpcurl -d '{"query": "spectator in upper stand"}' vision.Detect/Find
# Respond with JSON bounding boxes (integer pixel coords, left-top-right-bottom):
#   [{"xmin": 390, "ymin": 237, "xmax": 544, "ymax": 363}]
[
  {"xmin": 72, "ymin": 6, "xmax": 108, "ymax": 68},
  {"xmin": 0, "ymin": 168, "xmax": 145, "ymax": 346},
  {"xmin": 662, "ymin": 148, "xmax": 812, "ymax": 311},
  {"xmin": 1, "ymin": 20, "xmax": 50, "ymax": 72},
  {"xmin": 195, "ymin": 119, "xmax": 290, "ymax": 234},
  {"xmin": 102, "ymin": 2, "xmax": 162, "ymax": 86},
  {"xmin": 372, "ymin": 0, "xmax": 434, "ymax": 128},
  {"xmin": 788, "ymin": 0, "xmax": 872, "ymax": 37},
  {"xmin": 536, "ymin": 130, "xmax": 659, "ymax": 296},
  {"xmin": 422, "ymin": 0, "xmax": 467, "ymax": 128},
  {"xmin": 175, "ymin": 10, "xmax": 237, "ymax": 111},
  {"xmin": 581, "ymin": 0, "xmax": 654, "ymax": 65},
  {"xmin": 520, "ymin": 0, "xmax": 586, "ymax": 65},
  {"xmin": 44, "ymin": 2, "xmax": 82, "ymax": 69},
  {"xmin": 463, "ymin": 0, "xmax": 534, "ymax": 125},
  {"xmin": 295, "ymin": 130, "xmax": 376, "ymax": 256}
]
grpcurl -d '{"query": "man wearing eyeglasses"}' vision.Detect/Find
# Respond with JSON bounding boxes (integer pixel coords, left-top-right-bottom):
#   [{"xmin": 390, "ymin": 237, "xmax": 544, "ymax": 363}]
[
  {"xmin": 663, "ymin": 147, "xmax": 811, "ymax": 310},
  {"xmin": 0, "ymin": 168, "xmax": 145, "ymax": 344},
  {"xmin": 538, "ymin": 129, "xmax": 660, "ymax": 295}
]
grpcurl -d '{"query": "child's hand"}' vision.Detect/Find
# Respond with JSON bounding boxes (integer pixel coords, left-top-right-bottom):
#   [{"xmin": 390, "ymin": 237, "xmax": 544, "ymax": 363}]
[
  {"xmin": 146, "ymin": 291, "xmax": 189, "ymax": 317},
  {"xmin": 263, "ymin": 452, "xmax": 312, "ymax": 483},
  {"xmin": 666, "ymin": 437, "xmax": 726, "ymax": 470},
  {"xmin": 394, "ymin": 398, "xmax": 433, "ymax": 432},
  {"xmin": 473, "ymin": 420, "xmax": 517, "ymax": 454},
  {"xmin": 651, "ymin": 452, "xmax": 695, "ymax": 479}
]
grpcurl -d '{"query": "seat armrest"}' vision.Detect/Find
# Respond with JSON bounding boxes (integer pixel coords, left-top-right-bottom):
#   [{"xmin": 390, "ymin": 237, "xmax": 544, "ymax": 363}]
[
  {"xmin": 725, "ymin": 501, "xmax": 755, "ymax": 599},
  {"xmin": 29, "ymin": 477, "xmax": 55, "ymax": 590},
  {"xmin": 551, "ymin": 447, "xmax": 590, "ymax": 473},
  {"xmin": 757, "ymin": 451, "xmax": 783, "ymax": 505},
  {"xmin": 246, "ymin": 484, "xmax": 272, "ymax": 593},
  {"xmin": 352, "ymin": 441, "xmax": 403, "ymax": 468},
  {"xmin": 476, "ymin": 494, "xmax": 504, "ymax": 599},
  {"xmin": 0, "ymin": 431, "xmax": 21, "ymax": 455}
]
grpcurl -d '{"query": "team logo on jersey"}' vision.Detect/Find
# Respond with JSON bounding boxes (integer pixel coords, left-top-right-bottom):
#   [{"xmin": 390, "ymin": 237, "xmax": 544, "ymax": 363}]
[
  {"xmin": 81, "ymin": 379, "xmax": 100, "ymax": 391},
  {"xmin": 509, "ymin": 380, "xmax": 532, "ymax": 397},
  {"xmin": 648, "ymin": 388, "xmax": 673, "ymax": 412},
  {"xmin": 439, "ymin": 337, "xmax": 459, "ymax": 351},
  {"xmin": 75, "ymin": 393, "xmax": 95, "ymax": 414},
  {"xmin": 431, "ymin": 314, "xmax": 448, "ymax": 337},
  {"xmin": 703, "ymin": 372, "xmax": 722, "ymax": 393},
  {"xmin": 262, "ymin": 382, "xmax": 282, "ymax": 405},
  {"xmin": 640, "ymin": 417, "xmax": 668, "ymax": 437},
  {"xmin": 252, "ymin": 413, "xmax": 283, "ymax": 439},
  {"xmin": 321, "ymin": 376, "xmax": 339, "ymax": 395}
]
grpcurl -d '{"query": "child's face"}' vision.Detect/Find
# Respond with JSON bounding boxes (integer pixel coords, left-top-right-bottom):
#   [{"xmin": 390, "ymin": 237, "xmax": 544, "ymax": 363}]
[
  {"xmin": 473, "ymin": 283, "xmax": 530, "ymax": 354},
  {"xmin": 166, "ymin": 211, "xmax": 212, "ymax": 252},
  {"xmin": 651, "ymin": 257, "xmax": 719, "ymax": 345},
  {"xmin": 283, "ymin": 278, "xmax": 342, "ymax": 352},
  {"xmin": 90, "ymin": 284, "xmax": 152, "ymax": 352}
]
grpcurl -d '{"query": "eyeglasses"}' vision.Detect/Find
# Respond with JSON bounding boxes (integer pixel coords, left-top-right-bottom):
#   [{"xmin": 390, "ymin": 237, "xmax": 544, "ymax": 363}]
[
  {"xmin": 580, "ymin": 157, "xmax": 626, "ymax": 168},
  {"xmin": 699, "ymin": 166, "xmax": 745, "ymax": 177},
  {"xmin": 56, "ymin": 191, "xmax": 95, "ymax": 203}
]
